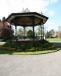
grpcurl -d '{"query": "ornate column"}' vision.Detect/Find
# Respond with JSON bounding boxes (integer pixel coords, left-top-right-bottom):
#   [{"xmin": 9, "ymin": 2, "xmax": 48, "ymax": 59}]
[
  {"xmin": 40, "ymin": 24, "xmax": 44, "ymax": 40},
  {"xmin": 23, "ymin": 26, "xmax": 26, "ymax": 40},
  {"xmin": 15, "ymin": 26, "xmax": 17, "ymax": 41},
  {"xmin": 32, "ymin": 17, "xmax": 35, "ymax": 46}
]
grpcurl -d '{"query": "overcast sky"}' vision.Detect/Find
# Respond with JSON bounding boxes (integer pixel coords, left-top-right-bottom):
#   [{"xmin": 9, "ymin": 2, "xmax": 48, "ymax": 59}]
[{"xmin": 0, "ymin": 0, "xmax": 61, "ymax": 31}]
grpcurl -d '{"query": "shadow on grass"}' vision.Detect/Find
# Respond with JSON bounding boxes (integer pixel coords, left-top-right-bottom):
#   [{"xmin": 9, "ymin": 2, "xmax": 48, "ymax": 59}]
[
  {"xmin": 0, "ymin": 40, "xmax": 58, "ymax": 55},
  {"xmin": 0, "ymin": 49, "xmax": 14, "ymax": 55}
]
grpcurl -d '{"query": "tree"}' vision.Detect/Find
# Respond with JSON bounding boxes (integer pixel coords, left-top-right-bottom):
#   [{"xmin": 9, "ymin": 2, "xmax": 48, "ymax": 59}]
[
  {"xmin": 27, "ymin": 30, "xmax": 33, "ymax": 38},
  {"xmin": 1, "ymin": 26, "xmax": 14, "ymax": 41},
  {"xmin": 37, "ymin": 25, "xmax": 45, "ymax": 35},
  {"xmin": 45, "ymin": 29, "xmax": 55, "ymax": 38},
  {"xmin": 17, "ymin": 28, "xmax": 23, "ymax": 37},
  {"xmin": 45, "ymin": 31, "xmax": 51, "ymax": 38}
]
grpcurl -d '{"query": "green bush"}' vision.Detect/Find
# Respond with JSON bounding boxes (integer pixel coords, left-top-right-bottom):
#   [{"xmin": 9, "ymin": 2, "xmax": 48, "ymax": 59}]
[{"xmin": 1, "ymin": 40, "xmax": 56, "ymax": 52}]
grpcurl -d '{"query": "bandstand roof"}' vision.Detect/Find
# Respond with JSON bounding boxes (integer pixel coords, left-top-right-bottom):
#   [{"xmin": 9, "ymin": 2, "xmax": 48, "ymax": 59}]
[{"xmin": 6, "ymin": 12, "xmax": 48, "ymax": 26}]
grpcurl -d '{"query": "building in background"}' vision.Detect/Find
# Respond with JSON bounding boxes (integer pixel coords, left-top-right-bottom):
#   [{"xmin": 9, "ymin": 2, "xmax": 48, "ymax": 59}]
[
  {"xmin": 55, "ymin": 32, "xmax": 61, "ymax": 38},
  {"xmin": 0, "ymin": 17, "xmax": 12, "ymax": 39}
]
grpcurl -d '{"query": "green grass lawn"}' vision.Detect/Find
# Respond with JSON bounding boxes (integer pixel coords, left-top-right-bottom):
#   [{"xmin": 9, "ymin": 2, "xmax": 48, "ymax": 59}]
[
  {"xmin": 46, "ymin": 38, "xmax": 61, "ymax": 42},
  {"xmin": 0, "ymin": 49, "xmax": 58, "ymax": 55},
  {"xmin": 13, "ymin": 50, "xmax": 58, "ymax": 55}
]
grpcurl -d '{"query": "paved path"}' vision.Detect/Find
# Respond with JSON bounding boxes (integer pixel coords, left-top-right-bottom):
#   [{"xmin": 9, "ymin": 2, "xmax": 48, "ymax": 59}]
[
  {"xmin": 0, "ymin": 51, "xmax": 61, "ymax": 76},
  {"xmin": 52, "ymin": 42, "xmax": 61, "ymax": 48}
]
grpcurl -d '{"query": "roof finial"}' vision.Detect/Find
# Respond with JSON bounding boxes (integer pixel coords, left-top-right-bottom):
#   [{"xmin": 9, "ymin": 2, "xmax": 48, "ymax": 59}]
[
  {"xmin": 22, "ymin": 8, "xmax": 30, "ymax": 13},
  {"xmin": 41, "ymin": 11, "xmax": 43, "ymax": 15}
]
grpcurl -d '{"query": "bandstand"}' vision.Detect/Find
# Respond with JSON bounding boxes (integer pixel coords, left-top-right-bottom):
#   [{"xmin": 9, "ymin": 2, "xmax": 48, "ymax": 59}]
[{"xmin": 6, "ymin": 12, "xmax": 48, "ymax": 46}]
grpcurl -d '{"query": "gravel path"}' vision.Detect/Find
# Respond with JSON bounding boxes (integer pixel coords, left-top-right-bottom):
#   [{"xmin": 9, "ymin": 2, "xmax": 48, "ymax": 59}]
[{"xmin": 0, "ymin": 51, "xmax": 61, "ymax": 76}]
